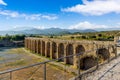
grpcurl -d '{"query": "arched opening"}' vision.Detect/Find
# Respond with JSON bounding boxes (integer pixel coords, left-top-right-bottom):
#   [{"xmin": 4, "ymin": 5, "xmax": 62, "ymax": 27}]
[
  {"xmin": 80, "ymin": 56, "xmax": 97, "ymax": 70},
  {"xmin": 31, "ymin": 40, "xmax": 34, "ymax": 51},
  {"xmin": 46, "ymin": 42, "xmax": 50, "ymax": 57},
  {"xmin": 38, "ymin": 40, "xmax": 41, "ymax": 54},
  {"xmin": 34, "ymin": 40, "xmax": 37, "ymax": 53},
  {"xmin": 76, "ymin": 45, "xmax": 85, "ymax": 67},
  {"xmin": 66, "ymin": 44, "xmax": 73, "ymax": 65},
  {"xmin": 42, "ymin": 41, "xmax": 45, "ymax": 56},
  {"xmin": 52, "ymin": 42, "xmax": 57, "ymax": 59},
  {"xmin": 27, "ymin": 39, "xmax": 29, "ymax": 48},
  {"xmin": 97, "ymin": 48, "xmax": 110, "ymax": 61},
  {"xmin": 27, "ymin": 39, "xmax": 29, "ymax": 49},
  {"xmin": 58, "ymin": 43, "xmax": 64, "ymax": 61},
  {"xmin": 30, "ymin": 39, "xmax": 33, "ymax": 51},
  {"xmin": 33, "ymin": 40, "xmax": 35, "ymax": 51},
  {"xmin": 76, "ymin": 45, "xmax": 85, "ymax": 55}
]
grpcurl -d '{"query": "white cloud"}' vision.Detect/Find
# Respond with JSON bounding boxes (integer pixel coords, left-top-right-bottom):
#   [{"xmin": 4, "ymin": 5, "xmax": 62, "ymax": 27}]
[
  {"xmin": 42, "ymin": 15, "xmax": 58, "ymax": 20},
  {"xmin": 69, "ymin": 21, "xmax": 109, "ymax": 30},
  {"xmin": 0, "ymin": 9, "xmax": 58, "ymax": 20},
  {"xmin": 34, "ymin": 26, "xmax": 45, "ymax": 30},
  {"xmin": 62, "ymin": 0, "xmax": 120, "ymax": 16},
  {"xmin": 0, "ymin": 0, "xmax": 7, "ymax": 5}
]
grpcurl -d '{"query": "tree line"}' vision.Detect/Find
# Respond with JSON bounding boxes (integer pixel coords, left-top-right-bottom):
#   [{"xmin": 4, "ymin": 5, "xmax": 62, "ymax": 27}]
[{"xmin": 0, "ymin": 34, "xmax": 26, "ymax": 41}]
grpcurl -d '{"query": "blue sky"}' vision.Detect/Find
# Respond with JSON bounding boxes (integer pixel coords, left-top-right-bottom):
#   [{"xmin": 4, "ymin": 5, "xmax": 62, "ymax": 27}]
[{"xmin": 0, "ymin": 0, "xmax": 120, "ymax": 30}]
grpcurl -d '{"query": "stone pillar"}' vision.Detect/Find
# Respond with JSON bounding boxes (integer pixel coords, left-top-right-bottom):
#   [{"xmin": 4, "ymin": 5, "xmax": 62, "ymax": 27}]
[
  {"xmin": 38, "ymin": 40, "xmax": 41, "ymax": 55},
  {"xmin": 36, "ymin": 39, "xmax": 39, "ymax": 54},
  {"xmin": 26, "ymin": 39, "xmax": 28, "ymax": 49},
  {"xmin": 24, "ymin": 38, "xmax": 26, "ymax": 48},
  {"xmin": 27, "ymin": 39, "xmax": 29, "ymax": 49},
  {"xmin": 64, "ymin": 44, "xmax": 67, "ymax": 64},
  {"xmin": 32, "ymin": 40, "xmax": 34, "ymax": 52},
  {"xmin": 41, "ymin": 41, "xmax": 45, "ymax": 56},
  {"xmin": 73, "ymin": 44, "xmax": 78, "ymax": 69},
  {"xmin": 45, "ymin": 41, "xmax": 47, "ymax": 57},
  {"xmin": 56, "ymin": 43, "xmax": 59, "ymax": 59},
  {"xmin": 32, "ymin": 39, "xmax": 34, "ymax": 51},
  {"xmin": 114, "ymin": 45, "xmax": 117, "ymax": 57},
  {"xmin": 29, "ymin": 39, "xmax": 32, "ymax": 51},
  {"xmin": 30, "ymin": 39, "xmax": 31, "ymax": 50},
  {"xmin": 50, "ymin": 42, "xmax": 52, "ymax": 59},
  {"xmin": 35, "ymin": 39, "xmax": 37, "ymax": 53}
]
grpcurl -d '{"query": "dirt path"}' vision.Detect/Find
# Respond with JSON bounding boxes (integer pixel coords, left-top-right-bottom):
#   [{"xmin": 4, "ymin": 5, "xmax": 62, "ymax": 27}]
[
  {"xmin": 83, "ymin": 48, "xmax": 120, "ymax": 80},
  {"xmin": 0, "ymin": 47, "xmax": 75, "ymax": 80}
]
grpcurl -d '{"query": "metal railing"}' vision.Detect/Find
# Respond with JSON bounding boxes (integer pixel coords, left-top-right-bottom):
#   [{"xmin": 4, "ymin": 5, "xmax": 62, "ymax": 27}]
[{"xmin": 0, "ymin": 45, "xmax": 118, "ymax": 80}]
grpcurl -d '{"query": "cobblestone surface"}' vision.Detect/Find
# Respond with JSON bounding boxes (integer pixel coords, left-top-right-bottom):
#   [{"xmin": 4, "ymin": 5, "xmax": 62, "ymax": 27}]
[{"xmin": 83, "ymin": 48, "xmax": 120, "ymax": 80}]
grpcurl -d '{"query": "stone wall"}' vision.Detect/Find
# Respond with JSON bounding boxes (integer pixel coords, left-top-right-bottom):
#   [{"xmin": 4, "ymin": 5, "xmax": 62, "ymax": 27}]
[{"xmin": 25, "ymin": 37, "xmax": 117, "ymax": 70}]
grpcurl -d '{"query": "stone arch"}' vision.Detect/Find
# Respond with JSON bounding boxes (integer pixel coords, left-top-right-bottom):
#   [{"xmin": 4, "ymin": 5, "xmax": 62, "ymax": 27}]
[
  {"xmin": 97, "ymin": 48, "xmax": 110, "ymax": 61},
  {"xmin": 66, "ymin": 44, "xmax": 73, "ymax": 65},
  {"xmin": 80, "ymin": 56, "xmax": 97, "ymax": 70},
  {"xmin": 58, "ymin": 43, "xmax": 64, "ymax": 61},
  {"xmin": 76, "ymin": 45, "xmax": 85, "ymax": 54},
  {"xmin": 41, "ymin": 41, "xmax": 45, "ymax": 56},
  {"xmin": 46, "ymin": 42, "xmax": 50, "ymax": 57},
  {"xmin": 52, "ymin": 42, "xmax": 57, "ymax": 59}
]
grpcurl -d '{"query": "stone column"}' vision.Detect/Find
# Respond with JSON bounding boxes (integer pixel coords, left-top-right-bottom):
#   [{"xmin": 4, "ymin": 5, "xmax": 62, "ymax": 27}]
[
  {"xmin": 25, "ymin": 38, "xmax": 26, "ymax": 48},
  {"xmin": 45, "ymin": 41, "xmax": 47, "ymax": 57},
  {"xmin": 64, "ymin": 44, "xmax": 67, "ymax": 64},
  {"xmin": 56, "ymin": 43, "xmax": 59, "ymax": 59},
  {"xmin": 36, "ymin": 39, "xmax": 38, "ymax": 54},
  {"xmin": 30, "ymin": 39, "xmax": 31, "ymax": 50},
  {"xmin": 50, "ymin": 42, "xmax": 52, "ymax": 59},
  {"xmin": 38, "ymin": 40, "xmax": 41, "ymax": 54},
  {"xmin": 73, "ymin": 44, "xmax": 78, "ymax": 69},
  {"xmin": 35, "ymin": 39, "xmax": 37, "ymax": 53},
  {"xmin": 41, "ymin": 41, "xmax": 45, "ymax": 56}
]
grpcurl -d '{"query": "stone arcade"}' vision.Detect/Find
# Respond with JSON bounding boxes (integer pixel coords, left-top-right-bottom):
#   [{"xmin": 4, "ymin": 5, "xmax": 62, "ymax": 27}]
[{"xmin": 25, "ymin": 37, "xmax": 117, "ymax": 70}]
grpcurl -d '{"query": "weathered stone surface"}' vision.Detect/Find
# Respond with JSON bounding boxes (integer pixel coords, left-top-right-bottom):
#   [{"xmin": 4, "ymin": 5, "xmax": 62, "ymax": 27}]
[{"xmin": 25, "ymin": 37, "xmax": 117, "ymax": 70}]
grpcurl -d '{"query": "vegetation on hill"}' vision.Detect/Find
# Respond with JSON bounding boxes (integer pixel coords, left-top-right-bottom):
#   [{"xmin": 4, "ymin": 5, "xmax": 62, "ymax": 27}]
[
  {"xmin": 44, "ymin": 30, "xmax": 120, "ymax": 41},
  {"xmin": 1, "ymin": 30, "xmax": 120, "ymax": 41},
  {"xmin": 0, "ymin": 34, "xmax": 26, "ymax": 41}
]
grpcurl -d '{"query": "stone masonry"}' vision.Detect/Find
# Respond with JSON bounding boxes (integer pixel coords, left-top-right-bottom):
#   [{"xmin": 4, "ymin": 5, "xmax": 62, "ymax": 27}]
[{"xmin": 25, "ymin": 37, "xmax": 117, "ymax": 70}]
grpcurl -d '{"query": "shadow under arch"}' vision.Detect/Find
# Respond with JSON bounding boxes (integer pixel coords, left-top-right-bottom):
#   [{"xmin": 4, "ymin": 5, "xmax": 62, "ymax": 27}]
[
  {"xmin": 37, "ymin": 40, "xmax": 41, "ymax": 54},
  {"xmin": 34, "ymin": 40, "xmax": 37, "ymax": 53},
  {"xmin": 80, "ymin": 56, "xmax": 97, "ymax": 70},
  {"xmin": 66, "ymin": 44, "xmax": 73, "ymax": 65},
  {"xmin": 58, "ymin": 43, "xmax": 64, "ymax": 61},
  {"xmin": 52, "ymin": 42, "xmax": 57, "ymax": 59},
  {"xmin": 76, "ymin": 45, "xmax": 85, "ymax": 55},
  {"xmin": 41, "ymin": 41, "xmax": 45, "ymax": 56},
  {"xmin": 46, "ymin": 42, "xmax": 50, "ymax": 57},
  {"xmin": 97, "ymin": 48, "xmax": 110, "ymax": 61}
]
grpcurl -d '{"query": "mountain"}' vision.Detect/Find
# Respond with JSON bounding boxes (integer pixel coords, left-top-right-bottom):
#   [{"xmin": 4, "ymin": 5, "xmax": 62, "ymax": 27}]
[{"xmin": 0, "ymin": 27, "xmax": 97, "ymax": 35}]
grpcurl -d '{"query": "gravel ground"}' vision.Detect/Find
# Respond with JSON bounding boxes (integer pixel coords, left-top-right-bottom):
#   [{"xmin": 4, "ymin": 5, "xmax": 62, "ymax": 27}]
[
  {"xmin": 0, "ymin": 47, "xmax": 74, "ymax": 80},
  {"xmin": 82, "ymin": 47, "xmax": 120, "ymax": 80}
]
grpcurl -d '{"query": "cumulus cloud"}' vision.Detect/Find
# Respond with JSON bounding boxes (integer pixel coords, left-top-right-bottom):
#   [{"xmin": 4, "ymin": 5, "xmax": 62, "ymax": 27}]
[
  {"xmin": 0, "ymin": 9, "xmax": 58, "ymax": 20},
  {"xmin": 62, "ymin": 0, "xmax": 120, "ymax": 16},
  {"xmin": 69, "ymin": 21, "xmax": 109, "ymax": 29},
  {"xmin": 0, "ymin": 0, "xmax": 7, "ymax": 5}
]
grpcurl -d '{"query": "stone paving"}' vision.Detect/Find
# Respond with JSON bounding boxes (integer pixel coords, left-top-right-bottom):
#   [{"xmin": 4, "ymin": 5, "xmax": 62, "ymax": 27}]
[{"xmin": 82, "ymin": 48, "xmax": 120, "ymax": 80}]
